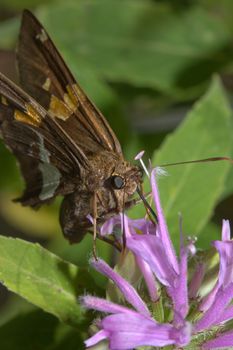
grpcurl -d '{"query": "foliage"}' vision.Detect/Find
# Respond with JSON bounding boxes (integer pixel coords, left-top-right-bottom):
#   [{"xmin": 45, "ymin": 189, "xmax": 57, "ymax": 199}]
[{"xmin": 0, "ymin": 0, "xmax": 233, "ymax": 348}]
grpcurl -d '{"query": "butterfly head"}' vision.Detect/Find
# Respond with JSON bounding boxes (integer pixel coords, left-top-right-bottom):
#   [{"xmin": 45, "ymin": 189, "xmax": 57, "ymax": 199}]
[
  {"xmin": 101, "ymin": 159, "xmax": 143, "ymax": 213},
  {"xmin": 109, "ymin": 163, "xmax": 142, "ymax": 196},
  {"xmin": 85, "ymin": 152, "xmax": 142, "ymax": 216}
]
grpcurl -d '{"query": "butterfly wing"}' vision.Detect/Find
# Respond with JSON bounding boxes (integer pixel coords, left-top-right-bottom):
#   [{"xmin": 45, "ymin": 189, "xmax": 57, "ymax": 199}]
[
  {"xmin": 0, "ymin": 9, "xmax": 123, "ymax": 208},
  {"xmin": 0, "ymin": 72, "xmax": 89, "ymax": 207},
  {"xmin": 17, "ymin": 9, "xmax": 122, "ymax": 156}
]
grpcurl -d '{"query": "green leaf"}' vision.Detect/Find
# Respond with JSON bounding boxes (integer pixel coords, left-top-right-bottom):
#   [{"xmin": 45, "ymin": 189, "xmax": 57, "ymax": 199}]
[
  {"xmin": 0, "ymin": 141, "xmax": 22, "ymax": 190},
  {"xmin": 155, "ymin": 76, "xmax": 232, "ymax": 247},
  {"xmin": 0, "ymin": 309, "xmax": 85, "ymax": 350},
  {"xmin": 0, "ymin": 193, "xmax": 60, "ymax": 239},
  {"xmin": 0, "ymin": 1, "xmax": 232, "ymax": 99},
  {"xmin": 0, "ymin": 0, "xmax": 55, "ymax": 11},
  {"xmin": 0, "ymin": 236, "xmax": 95, "ymax": 327},
  {"xmin": 0, "ymin": 17, "xmax": 19, "ymax": 49},
  {"xmin": 37, "ymin": 0, "xmax": 233, "ymax": 98},
  {"xmin": 0, "ymin": 310, "xmax": 58, "ymax": 350},
  {"xmin": 51, "ymin": 324, "xmax": 85, "ymax": 350},
  {"xmin": 198, "ymin": 221, "xmax": 221, "ymax": 248},
  {"xmin": 131, "ymin": 77, "xmax": 233, "ymax": 248}
]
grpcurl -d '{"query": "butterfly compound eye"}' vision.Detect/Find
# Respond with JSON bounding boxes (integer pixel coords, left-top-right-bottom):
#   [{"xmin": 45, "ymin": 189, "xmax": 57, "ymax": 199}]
[{"xmin": 111, "ymin": 175, "xmax": 125, "ymax": 190}]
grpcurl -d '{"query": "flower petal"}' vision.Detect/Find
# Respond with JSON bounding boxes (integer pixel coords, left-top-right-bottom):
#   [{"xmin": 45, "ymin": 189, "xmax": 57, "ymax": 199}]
[
  {"xmin": 221, "ymin": 219, "xmax": 231, "ymax": 241},
  {"xmin": 85, "ymin": 329, "xmax": 109, "ymax": 348},
  {"xmin": 91, "ymin": 258, "xmax": 150, "ymax": 317},
  {"xmin": 151, "ymin": 168, "xmax": 179, "ymax": 273},
  {"xmin": 81, "ymin": 296, "xmax": 133, "ymax": 314},
  {"xmin": 199, "ymin": 281, "xmax": 219, "ymax": 312},
  {"xmin": 170, "ymin": 317, "xmax": 192, "ymax": 347},
  {"xmin": 213, "ymin": 240, "xmax": 233, "ymax": 288},
  {"xmin": 100, "ymin": 214, "xmax": 154, "ymax": 237},
  {"xmin": 135, "ymin": 256, "xmax": 158, "ymax": 302},
  {"xmin": 189, "ymin": 263, "xmax": 206, "ymax": 299},
  {"xmin": 100, "ymin": 216, "xmax": 121, "ymax": 236},
  {"xmin": 195, "ymin": 283, "xmax": 233, "ymax": 332},
  {"xmin": 203, "ymin": 329, "xmax": 233, "ymax": 349},
  {"xmin": 200, "ymin": 220, "xmax": 233, "ymax": 312},
  {"xmin": 214, "ymin": 304, "xmax": 233, "ymax": 325},
  {"xmin": 101, "ymin": 312, "xmax": 182, "ymax": 349},
  {"xmin": 172, "ymin": 242, "xmax": 189, "ymax": 320},
  {"xmin": 127, "ymin": 234, "xmax": 177, "ymax": 286}
]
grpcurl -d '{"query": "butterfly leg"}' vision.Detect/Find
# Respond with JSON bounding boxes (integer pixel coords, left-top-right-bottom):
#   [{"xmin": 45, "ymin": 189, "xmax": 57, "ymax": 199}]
[{"xmin": 92, "ymin": 191, "xmax": 98, "ymax": 260}]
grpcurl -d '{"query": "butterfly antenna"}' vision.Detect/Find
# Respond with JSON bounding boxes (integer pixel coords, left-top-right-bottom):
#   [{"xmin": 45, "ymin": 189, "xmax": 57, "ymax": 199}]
[{"xmin": 159, "ymin": 156, "xmax": 233, "ymax": 168}]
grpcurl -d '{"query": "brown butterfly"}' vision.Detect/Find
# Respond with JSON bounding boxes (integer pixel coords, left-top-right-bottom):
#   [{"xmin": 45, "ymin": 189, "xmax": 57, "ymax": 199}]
[{"xmin": 0, "ymin": 10, "xmax": 143, "ymax": 250}]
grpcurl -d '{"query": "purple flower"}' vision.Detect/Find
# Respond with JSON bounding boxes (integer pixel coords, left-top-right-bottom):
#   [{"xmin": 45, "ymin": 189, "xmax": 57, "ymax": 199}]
[
  {"xmin": 82, "ymin": 259, "xmax": 191, "ymax": 349},
  {"xmin": 82, "ymin": 168, "xmax": 233, "ymax": 349}
]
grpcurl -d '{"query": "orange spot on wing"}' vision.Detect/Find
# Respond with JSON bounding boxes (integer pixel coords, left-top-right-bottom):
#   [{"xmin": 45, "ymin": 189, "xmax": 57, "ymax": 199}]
[
  {"xmin": 27, "ymin": 104, "xmax": 42, "ymax": 124},
  {"xmin": 14, "ymin": 104, "xmax": 41, "ymax": 126},
  {"xmin": 66, "ymin": 84, "xmax": 79, "ymax": 109},
  {"xmin": 49, "ymin": 86, "xmax": 79, "ymax": 121},
  {"xmin": 14, "ymin": 110, "xmax": 39, "ymax": 126},
  {"xmin": 49, "ymin": 95, "xmax": 71, "ymax": 121}
]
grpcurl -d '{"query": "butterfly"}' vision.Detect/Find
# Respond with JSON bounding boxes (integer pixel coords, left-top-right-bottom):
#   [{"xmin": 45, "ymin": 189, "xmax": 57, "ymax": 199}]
[{"xmin": 0, "ymin": 10, "xmax": 143, "ymax": 250}]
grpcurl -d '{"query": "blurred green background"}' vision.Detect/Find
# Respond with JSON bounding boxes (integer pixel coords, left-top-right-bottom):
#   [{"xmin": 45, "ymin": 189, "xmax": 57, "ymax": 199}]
[{"xmin": 1, "ymin": 0, "xmax": 233, "ymax": 348}]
